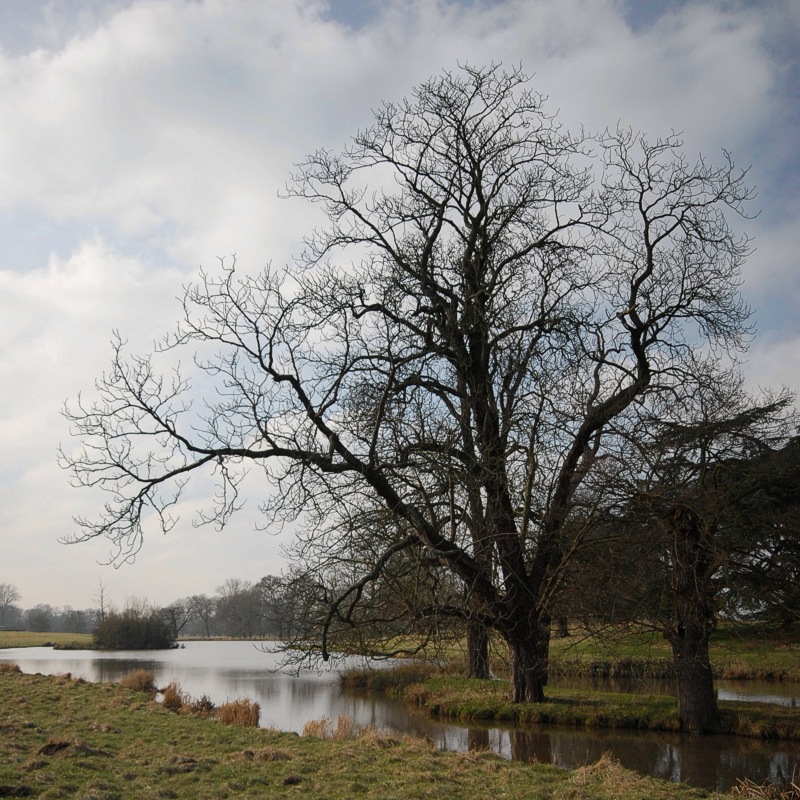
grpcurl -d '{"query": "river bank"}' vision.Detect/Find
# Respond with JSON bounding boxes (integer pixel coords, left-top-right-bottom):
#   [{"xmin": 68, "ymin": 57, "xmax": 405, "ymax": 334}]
[
  {"xmin": 3, "ymin": 639, "xmax": 798, "ymax": 791},
  {"xmin": 0, "ymin": 666, "xmax": 726, "ymax": 800},
  {"xmin": 343, "ymin": 664, "xmax": 800, "ymax": 740}
]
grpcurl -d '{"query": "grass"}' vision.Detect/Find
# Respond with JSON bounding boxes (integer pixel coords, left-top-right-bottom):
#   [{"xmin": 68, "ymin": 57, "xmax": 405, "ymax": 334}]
[
  {"xmin": 380, "ymin": 623, "xmax": 800, "ymax": 682},
  {"xmin": 547, "ymin": 624, "xmax": 800, "ymax": 681},
  {"xmin": 0, "ymin": 631, "xmax": 93, "ymax": 649},
  {"xmin": 216, "ymin": 698, "xmax": 261, "ymax": 727},
  {"xmin": 396, "ymin": 675, "xmax": 800, "ymax": 740},
  {"xmin": 0, "ymin": 667, "xmax": 727, "ymax": 800},
  {"xmin": 732, "ymin": 771, "xmax": 800, "ymax": 799},
  {"xmin": 302, "ymin": 715, "xmax": 372, "ymax": 740},
  {"xmin": 119, "ymin": 669, "xmax": 157, "ymax": 693}
]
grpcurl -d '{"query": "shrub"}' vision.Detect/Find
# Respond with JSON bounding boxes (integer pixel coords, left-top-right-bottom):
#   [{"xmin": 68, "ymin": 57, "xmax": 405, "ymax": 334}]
[
  {"xmin": 119, "ymin": 669, "xmax": 157, "ymax": 693},
  {"xmin": 161, "ymin": 681, "xmax": 184, "ymax": 712},
  {"xmin": 93, "ymin": 608, "xmax": 175, "ymax": 650},
  {"xmin": 216, "ymin": 698, "xmax": 260, "ymax": 727},
  {"xmin": 186, "ymin": 694, "xmax": 215, "ymax": 715},
  {"xmin": 0, "ymin": 662, "xmax": 21, "ymax": 673},
  {"xmin": 302, "ymin": 715, "xmax": 366, "ymax": 740}
]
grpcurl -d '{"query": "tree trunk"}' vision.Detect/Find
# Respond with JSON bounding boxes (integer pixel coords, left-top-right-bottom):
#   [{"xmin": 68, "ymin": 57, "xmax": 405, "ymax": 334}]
[
  {"xmin": 670, "ymin": 631, "xmax": 719, "ymax": 732},
  {"xmin": 508, "ymin": 624, "xmax": 550, "ymax": 703},
  {"xmin": 668, "ymin": 506, "xmax": 721, "ymax": 733},
  {"xmin": 467, "ymin": 620, "xmax": 491, "ymax": 679}
]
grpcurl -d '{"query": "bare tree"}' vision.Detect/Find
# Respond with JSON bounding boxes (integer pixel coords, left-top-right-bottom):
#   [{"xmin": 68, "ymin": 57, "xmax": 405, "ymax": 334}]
[
  {"xmin": 94, "ymin": 580, "xmax": 108, "ymax": 623},
  {"xmin": 61, "ymin": 65, "xmax": 753, "ymax": 703},
  {"xmin": 161, "ymin": 600, "xmax": 194, "ymax": 640},
  {"xmin": 0, "ymin": 583, "xmax": 21, "ymax": 628},
  {"xmin": 24, "ymin": 604, "xmax": 54, "ymax": 633},
  {"xmin": 214, "ymin": 579, "xmax": 263, "ymax": 638},
  {"xmin": 187, "ymin": 594, "xmax": 216, "ymax": 638}
]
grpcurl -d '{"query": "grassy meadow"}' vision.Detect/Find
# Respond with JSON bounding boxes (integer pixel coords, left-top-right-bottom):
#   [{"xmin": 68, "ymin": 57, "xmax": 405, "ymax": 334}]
[
  {"xmin": 547, "ymin": 624, "xmax": 800, "ymax": 681},
  {"xmin": 385, "ymin": 623, "xmax": 800, "ymax": 682},
  {"xmin": 402, "ymin": 675, "xmax": 800, "ymax": 739},
  {"xmin": 0, "ymin": 665, "xmax": 728, "ymax": 800},
  {"xmin": 0, "ymin": 631, "xmax": 93, "ymax": 650}
]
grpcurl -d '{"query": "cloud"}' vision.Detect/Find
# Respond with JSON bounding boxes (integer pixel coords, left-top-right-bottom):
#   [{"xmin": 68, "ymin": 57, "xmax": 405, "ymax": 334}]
[{"xmin": 0, "ymin": 0, "xmax": 797, "ymax": 608}]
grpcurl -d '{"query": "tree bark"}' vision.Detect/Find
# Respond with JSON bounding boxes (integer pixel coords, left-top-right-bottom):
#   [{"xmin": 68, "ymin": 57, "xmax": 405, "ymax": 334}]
[
  {"xmin": 670, "ymin": 631, "xmax": 719, "ymax": 733},
  {"xmin": 668, "ymin": 506, "xmax": 721, "ymax": 733},
  {"xmin": 508, "ymin": 623, "xmax": 551, "ymax": 703},
  {"xmin": 467, "ymin": 620, "xmax": 491, "ymax": 679}
]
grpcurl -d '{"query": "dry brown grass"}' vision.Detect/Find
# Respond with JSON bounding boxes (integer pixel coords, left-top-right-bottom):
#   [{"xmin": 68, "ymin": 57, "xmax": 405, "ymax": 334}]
[
  {"xmin": 118, "ymin": 669, "xmax": 156, "ymax": 693},
  {"xmin": 301, "ymin": 715, "xmax": 376, "ymax": 741},
  {"xmin": 160, "ymin": 681, "xmax": 184, "ymax": 712},
  {"xmin": 733, "ymin": 770, "xmax": 800, "ymax": 799},
  {"xmin": 184, "ymin": 693, "xmax": 215, "ymax": 716},
  {"xmin": 236, "ymin": 747, "xmax": 294, "ymax": 762},
  {"xmin": 0, "ymin": 662, "xmax": 21, "ymax": 673},
  {"xmin": 156, "ymin": 681, "xmax": 216, "ymax": 717},
  {"xmin": 301, "ymin": 716, "xmax": 330, "ymax": 738},
  {"xmin": 215, "ymin": 698, "xmax": 260, "ymax": 727}
]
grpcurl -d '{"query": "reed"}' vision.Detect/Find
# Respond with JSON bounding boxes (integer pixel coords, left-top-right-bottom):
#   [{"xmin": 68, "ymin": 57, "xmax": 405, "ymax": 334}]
[
  {"xmin": 215, "ymin": 698, "xmax": 260, "ymax": 727},
  {"xmin": 301, "ymin": 715, "xmax": 371, "ymax": 741},
  {"xmin": 161, "ymin": 681, "xmax": 185, "ymax": 712},
  {"xmin": 118, "ymin": 668, "xmax": 156, "ymax": 693},
  {"xmin": 733, "ymin": 770, "xmax": 800, "ymax": 799}
]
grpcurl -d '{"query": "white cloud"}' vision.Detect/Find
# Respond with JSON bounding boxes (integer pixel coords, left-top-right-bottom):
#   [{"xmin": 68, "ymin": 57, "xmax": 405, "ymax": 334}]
[{"xmin": 0, "ymin": 0, "xmax": 797, "ymax": 607}]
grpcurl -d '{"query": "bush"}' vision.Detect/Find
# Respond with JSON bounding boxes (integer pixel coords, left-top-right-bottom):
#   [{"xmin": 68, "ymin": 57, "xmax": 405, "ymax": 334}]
[
  {"xmin": 216, "ymin": 698, "xmax": 260, "ymax": 727},
  {"xmin": 186, "ymin": 694, "xmax": 215, "ymax": 715},
  {"xmin": 0, "ymin": 662, "xmax": 21, "ymax": 673},
  {"xmin": 161, "ymin": 681, "xmax": 185, "ymax": 711},
  {"xmin": 93, "ymin": 609, "xmax": 175, "ymax": 650},
  {"xmin": 119, "ymin": 669, "xmax": 157, "ymax": 692},
  {"xmin": 302, "ymin": 715, "xmax": 368, "ymax": 740}
]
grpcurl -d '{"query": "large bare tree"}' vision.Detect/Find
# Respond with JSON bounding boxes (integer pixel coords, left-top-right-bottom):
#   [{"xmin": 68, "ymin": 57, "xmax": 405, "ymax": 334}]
[{"xmin": 62, "ymin": 65, "xmax": 753, "ymax": 703}]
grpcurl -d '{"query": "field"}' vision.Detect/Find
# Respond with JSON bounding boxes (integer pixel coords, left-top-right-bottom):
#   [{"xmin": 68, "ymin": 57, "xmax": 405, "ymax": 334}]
[
  {"xmin": 0, "ymin": 630, "xmax": 94, "ymax": 649},
  {"xmin": 0, "ymin": 666, "xmax": 725, "ymax": 800},
  {"xmin": 389, "ymin": 623, "xmax": 800, "ymax": 682},
  {"xmin": 548, "ymin": 625, "xmax": 800, "ymax": 681}
]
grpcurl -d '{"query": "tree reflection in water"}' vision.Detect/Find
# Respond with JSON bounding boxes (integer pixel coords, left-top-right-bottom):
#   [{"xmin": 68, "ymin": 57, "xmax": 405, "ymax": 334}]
[{"xmin": 1, "ymin": 642, "xmax": 797, "ymax": 792}]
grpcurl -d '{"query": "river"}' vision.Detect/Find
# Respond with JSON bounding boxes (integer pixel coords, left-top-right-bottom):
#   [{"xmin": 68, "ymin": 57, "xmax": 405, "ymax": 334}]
[{"xmin": 1, "ymin": 640, "xmax": 797, "ymax": 792}]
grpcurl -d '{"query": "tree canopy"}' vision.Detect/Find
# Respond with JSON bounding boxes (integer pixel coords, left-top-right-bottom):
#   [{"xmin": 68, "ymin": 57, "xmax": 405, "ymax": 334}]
[{"xmin": 62, "ymin": 65, "xmax": 765, "ymax": 704}]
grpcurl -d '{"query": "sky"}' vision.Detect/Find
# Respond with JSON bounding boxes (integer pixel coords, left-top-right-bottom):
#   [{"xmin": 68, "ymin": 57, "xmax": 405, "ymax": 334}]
[{"xmin": 0, "ymin": 0, "xmax": 798, "ymax": 611}]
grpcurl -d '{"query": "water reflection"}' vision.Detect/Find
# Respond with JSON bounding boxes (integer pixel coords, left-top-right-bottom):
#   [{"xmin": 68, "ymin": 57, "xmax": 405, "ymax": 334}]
[{"xmin": 1, "ymin": 641, "xmax": 797, "ymax": 791}]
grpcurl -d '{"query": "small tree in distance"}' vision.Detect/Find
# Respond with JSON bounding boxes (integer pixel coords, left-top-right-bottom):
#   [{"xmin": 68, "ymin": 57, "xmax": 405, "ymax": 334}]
[
  {"xmin": 0, "ymin": 584, "xmax": 21, "ymax": 628},
  {"xmin": 63, "ymin": 65, "xmax": 756, "ymax": 705}
]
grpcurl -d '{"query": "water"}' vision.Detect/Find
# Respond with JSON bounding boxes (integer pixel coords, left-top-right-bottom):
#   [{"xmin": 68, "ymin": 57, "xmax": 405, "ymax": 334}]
[{"xmin": 1, "ymin": 641, "xmax": 798, "ymax": 792}]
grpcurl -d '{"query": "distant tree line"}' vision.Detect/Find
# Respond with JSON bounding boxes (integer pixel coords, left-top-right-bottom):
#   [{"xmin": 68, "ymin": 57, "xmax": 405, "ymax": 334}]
[{"xmin": 0, "ymin": 574, "xmax": 309, "ymax": 641}]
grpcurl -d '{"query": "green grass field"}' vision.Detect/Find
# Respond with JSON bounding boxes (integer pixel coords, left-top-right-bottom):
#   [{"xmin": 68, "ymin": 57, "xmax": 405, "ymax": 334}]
[
  {"xmin": 390, "ymin": 623, "xmax": 800, "ymax": 681},
  {"xmin": 0, "ymin": 630, "xmax": 93, "ymax": 649},
  {"xmin": 403, "ymin": 675, "xmax": 800, "ymax": 739},
  {"xmin": 548, "ymin": 624, "xmax": 800, "ymax": 680},
  {"xmin": 0, "ymin": 667, "xmax": 724, "ymax": 800}
]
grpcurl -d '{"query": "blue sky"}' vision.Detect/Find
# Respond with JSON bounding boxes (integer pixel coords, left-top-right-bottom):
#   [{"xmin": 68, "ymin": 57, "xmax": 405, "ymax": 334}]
[{"xmin": 1, "ymin": 0, "xmax": 798, "ymax": 610}]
